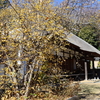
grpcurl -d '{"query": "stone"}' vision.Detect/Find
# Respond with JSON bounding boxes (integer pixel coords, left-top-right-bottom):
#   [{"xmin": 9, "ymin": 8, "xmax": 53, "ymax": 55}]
[{"xmin": 66, "ymin": 96, "xmax": 79, "ymax": 100}]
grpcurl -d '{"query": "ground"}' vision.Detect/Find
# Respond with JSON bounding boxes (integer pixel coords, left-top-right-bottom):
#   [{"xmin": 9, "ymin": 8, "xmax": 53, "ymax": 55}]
[{"xmin": 79, "ymin": 80, "xmax": 100, "ymax": 100}]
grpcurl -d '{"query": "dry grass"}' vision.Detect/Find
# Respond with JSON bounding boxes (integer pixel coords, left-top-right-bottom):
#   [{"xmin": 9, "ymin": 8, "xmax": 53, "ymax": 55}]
[
  {"xmin": 1, "ymin": 81, "xmax": 80, "ymax": 100},
  {"xmin": 1, "ymin": 95, "xmax": 68, "ymax": 100}
]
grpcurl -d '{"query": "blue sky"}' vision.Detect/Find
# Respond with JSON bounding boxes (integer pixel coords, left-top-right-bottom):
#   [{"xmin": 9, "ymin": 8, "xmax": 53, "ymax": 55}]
[
  {"xmin": 9, "ymin": 0, "xmax": 64, "ymax": 4},
  {"xmin": 54, "ymin": 0, "xmax": 64, "ymax": 5}
]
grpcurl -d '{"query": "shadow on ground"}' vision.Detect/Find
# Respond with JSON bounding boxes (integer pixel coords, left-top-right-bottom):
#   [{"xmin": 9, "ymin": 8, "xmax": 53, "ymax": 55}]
[{"xmin": 78, "ymin": 80, "xmax": 100, "ymax": 100}]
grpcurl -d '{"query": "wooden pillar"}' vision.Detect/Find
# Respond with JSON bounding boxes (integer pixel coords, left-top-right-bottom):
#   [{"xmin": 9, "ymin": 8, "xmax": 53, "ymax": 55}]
[
  {"xmin": 92, "ymin": 59, "xmax": 95, "ymax": 78},
  {"xmin": 85, "ymin": 61, "xmax": 88, "ymax": 80}
]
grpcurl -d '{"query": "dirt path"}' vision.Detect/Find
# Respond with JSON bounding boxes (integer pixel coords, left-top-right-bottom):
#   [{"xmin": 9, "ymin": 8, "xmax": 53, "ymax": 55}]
[{"xmin": 79, "ymin": 80, "xmax": 100, "ymax": 100}]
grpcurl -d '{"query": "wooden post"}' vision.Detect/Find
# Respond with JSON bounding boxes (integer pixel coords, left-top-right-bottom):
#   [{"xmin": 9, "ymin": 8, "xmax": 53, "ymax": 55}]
[
  {"xmin": 85, "ymin": 61, "xmax": 88, "ymax": 80},
  {"xmin": 92, "ymin": 59, "xmax": 95, "ymax": 78}
]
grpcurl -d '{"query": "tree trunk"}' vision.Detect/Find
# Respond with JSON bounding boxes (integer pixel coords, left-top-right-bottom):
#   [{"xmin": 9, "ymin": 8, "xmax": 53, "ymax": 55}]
[{"xmin": 24, "ymin": 58, "xmax": 37, "ymax": 100}]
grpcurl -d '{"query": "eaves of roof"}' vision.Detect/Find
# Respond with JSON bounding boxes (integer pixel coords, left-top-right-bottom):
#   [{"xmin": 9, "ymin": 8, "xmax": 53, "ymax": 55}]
[{"xmin": 65, "ymin": 32, "xmax": 100, "ymax": 57}]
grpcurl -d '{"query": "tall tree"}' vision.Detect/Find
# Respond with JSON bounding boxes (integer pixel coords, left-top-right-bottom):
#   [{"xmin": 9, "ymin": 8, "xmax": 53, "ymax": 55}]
[
  {"xmin": 58, "ymin": 0, "xmax": 99, "ymax": 32},
  {"xmin": 0, "ymin": 0, "xmax": 68, "ymax": 99},
  {"xmin": 57, "ymin": 0, "xmax": 100, "ymax": 49},
  {"xmin": 78, "ymin": 25, "xmax": 99, "ymax": 48}
]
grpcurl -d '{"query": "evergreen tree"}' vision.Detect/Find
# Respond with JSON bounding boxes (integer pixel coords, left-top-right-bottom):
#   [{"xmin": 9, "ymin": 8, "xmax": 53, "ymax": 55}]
[{"xmin": 78, "ymin": 25, "xmax": 99, "ymax": 48}]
